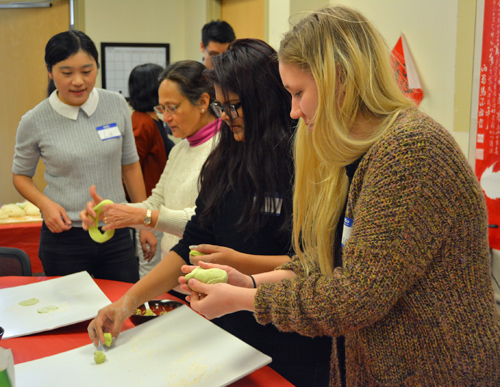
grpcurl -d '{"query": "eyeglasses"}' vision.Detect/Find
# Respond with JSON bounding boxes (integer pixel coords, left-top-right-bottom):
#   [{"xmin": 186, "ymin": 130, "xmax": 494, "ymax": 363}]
[
  {"xmin": 211, "ymin": 101, "xmax": 242, "ymax": 119},
  {"xmin": 154, "ymin": 98, "xmax": 187, "ymax": 116}
]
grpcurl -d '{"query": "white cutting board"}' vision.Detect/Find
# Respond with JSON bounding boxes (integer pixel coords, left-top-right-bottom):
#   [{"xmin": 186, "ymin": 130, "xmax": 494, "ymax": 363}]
[
  {"xmin": 15, "ymin": 305, "xmax": 272, "ymax": 387},
  {"xmin": 0, "ymin": 271, "xmax": 111, "ymax": 339}
]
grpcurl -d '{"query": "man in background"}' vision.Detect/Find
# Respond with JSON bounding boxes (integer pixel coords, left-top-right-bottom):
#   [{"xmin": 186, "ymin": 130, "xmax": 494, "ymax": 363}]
[{"xmin": 200, "ymin": 20, "xmax": 235, "ymax": 68}]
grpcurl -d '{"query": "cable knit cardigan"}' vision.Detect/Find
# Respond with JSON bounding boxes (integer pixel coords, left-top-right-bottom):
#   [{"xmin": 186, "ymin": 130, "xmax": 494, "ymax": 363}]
[{"xmin": 254, "ymin": 108, "xmax": 500, "ymax": 386}]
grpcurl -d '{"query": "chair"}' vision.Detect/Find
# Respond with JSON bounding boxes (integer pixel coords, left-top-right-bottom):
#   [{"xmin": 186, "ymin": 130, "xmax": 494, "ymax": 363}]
[{"xmin": 0, "ymin": 247, "xmax": 32, "ymax": 276}]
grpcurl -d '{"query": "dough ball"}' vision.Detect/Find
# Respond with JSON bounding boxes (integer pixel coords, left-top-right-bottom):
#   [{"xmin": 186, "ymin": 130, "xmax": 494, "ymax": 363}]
[
  {"xmin": 189, "ymin": 250, "xmax": 206, "ymax": 257},
  {"xmin": 103, "ymin": 332, "xmax": 113, "ymax": 347},
  {"xmin": 19, "ymin": 298, "xmax": 40, "ymax": 306},
  {"xmin": 24, "ymin": 202, "xmax": 41, "ymax": 216},
  {"xmin": 0, "ymin": 209, "xmax": 9, "ymax": 219},
  {"xmin": 1, "ymin": 204, "xmax": 25, "ymax": 217},
  {"xmin": 185, "ymin": 267, "xmax": 228, "ymax": 290},
  {"xmin": 94, "ymin": 351, "xmax": 106, "ymax": 364}
]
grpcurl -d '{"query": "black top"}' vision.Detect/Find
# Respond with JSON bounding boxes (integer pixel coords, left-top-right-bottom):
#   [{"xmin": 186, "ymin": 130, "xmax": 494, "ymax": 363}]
[
  {"xmin": 172, "ymin": 187, "xmax": 332, "ymax": 366},
  {"xmin": 335, "ymin": 156, "xmax": 364, "ymax": 387}
]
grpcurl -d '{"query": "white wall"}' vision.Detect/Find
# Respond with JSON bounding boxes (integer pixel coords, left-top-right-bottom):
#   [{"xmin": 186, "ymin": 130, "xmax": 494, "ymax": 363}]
[
  {"xmin": 268, "ymin": 0, "xmax": 468, "ymax": 155},
  {"xmin": 84, "ymin": 0, "xmax": 468, "ymax": 156},
  {"xmin": 84, "ymin": 0, "xmax": 205, "ymax": 87}
]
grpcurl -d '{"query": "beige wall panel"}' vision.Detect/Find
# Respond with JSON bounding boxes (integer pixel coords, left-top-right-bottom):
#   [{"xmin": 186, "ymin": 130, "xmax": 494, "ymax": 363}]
[
  {"xmin": 222, "ymin": 0, "xmax": 265, "ymax": 40},
  {"xmin": 0, "ymin": 0, "xmax": 70, "ymax": 204}
]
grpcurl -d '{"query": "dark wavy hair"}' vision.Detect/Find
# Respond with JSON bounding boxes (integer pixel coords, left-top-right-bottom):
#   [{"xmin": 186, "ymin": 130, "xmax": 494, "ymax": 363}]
[
  {"xmin": 158, "ymin": 60, "xmax": 216, "ymax": 115},
  {"xmin": 199, "ymin": 39, "xmax": 296, "ymax": 237},
  {"xmin": 128, "ymin": 63, "xmax": 164, "ymax": 112},
  {"xmin": 45, "ymin": 30, "xmax": 99, "ymax": 97}
]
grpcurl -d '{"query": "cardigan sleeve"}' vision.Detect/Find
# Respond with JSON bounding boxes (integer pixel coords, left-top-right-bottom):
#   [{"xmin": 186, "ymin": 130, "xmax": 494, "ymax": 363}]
[{"xmin": 254, "ymin": 117, "xmax": 471, "ymax": 338}]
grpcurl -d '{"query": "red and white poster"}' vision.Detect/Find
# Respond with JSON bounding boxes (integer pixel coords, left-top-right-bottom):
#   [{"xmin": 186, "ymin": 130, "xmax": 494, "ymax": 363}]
[
  {"xmin": 392, "ymin": 34, "xmax": 424, "ymax": 106},
  {"xmin": 475, "ymin": 0, "xmax": 500, "ymax": 249}
]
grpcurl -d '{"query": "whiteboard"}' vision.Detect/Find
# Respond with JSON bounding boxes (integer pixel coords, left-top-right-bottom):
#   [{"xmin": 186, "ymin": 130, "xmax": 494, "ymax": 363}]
[{"xmin": 101, "ymin": 43, "xmax": 170, "ymax": 98}]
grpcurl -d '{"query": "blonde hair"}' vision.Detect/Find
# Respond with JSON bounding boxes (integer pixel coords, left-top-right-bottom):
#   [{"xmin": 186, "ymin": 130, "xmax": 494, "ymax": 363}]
[{"xmin": 280, "ymin": 6, "xmax": 414, "ymax": 275}]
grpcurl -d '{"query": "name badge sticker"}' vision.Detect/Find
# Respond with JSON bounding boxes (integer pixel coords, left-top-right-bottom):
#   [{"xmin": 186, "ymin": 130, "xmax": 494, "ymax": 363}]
[
  {"xmin": 97, "ymin": 123, "xmax": 121, "ymax": 141},
  {"xmin": 341, "ymin": 217, "xmax": 354, "ymax": 247}
]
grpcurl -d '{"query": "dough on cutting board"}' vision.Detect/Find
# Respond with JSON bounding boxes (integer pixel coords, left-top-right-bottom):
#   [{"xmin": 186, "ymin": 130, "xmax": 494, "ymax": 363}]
[
  {"xmin": 1, "ymin": 204, "xmax": 25, "ymax": 217},
  {"xmin": 37, "ymin": 305, "xmax": 58, "ymax": 314},
  {"xmin": 18, "ymin": 298, "xmax": 40, "ymax": 306},
  {"xmin": 94, "ymin": 351, "xmax": 106, "ymax": 364},
  {"xmin": 0, "ymin": 209, "xmax": 8, "ymax": 219}
]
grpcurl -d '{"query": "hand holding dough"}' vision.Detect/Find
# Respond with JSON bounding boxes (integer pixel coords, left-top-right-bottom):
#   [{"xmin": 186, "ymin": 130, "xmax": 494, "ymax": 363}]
[
  {"xmin": 89, "ymin": 199, "xmax": 115, "ymax": 243},
  {"xmin": 185, "ymin": 267, "xmax": 228, "ymax": 290}
]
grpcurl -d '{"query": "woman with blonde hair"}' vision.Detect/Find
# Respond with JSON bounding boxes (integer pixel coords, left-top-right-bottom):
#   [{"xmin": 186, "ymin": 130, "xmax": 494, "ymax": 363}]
[{"xmin": 181, "ymin": 6, "xmax": 500, "ymax": 386}]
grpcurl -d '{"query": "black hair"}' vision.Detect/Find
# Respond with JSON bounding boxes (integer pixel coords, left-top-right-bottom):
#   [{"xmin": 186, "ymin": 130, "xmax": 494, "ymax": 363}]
[
  {"xmin": 45, "ymin": 30, "xmax": 99, "ymax": 97},
  {"xmin": 158, "ymin": 60, "xmax": 216, "ymax": 115},
  {"xmin": 199, "ymin": 38, "xmax": 296, "ymax": 237},
  {"xmin": 128, "ymin": 63, "xmax": 164, "ymax": 112},
  {"xmin": 201, "ymin": 20, "xmax": 236, "ymax": 47}
]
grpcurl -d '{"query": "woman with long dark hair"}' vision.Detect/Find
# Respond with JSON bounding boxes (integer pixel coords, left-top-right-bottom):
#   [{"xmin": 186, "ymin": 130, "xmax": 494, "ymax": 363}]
[
  {"xmin": 86, "ymin": 39, "xmax": 332, "ymax": 387},
  {"xmin": 12, "ymin": 30, "xmax": 146, "ymax": 282}
]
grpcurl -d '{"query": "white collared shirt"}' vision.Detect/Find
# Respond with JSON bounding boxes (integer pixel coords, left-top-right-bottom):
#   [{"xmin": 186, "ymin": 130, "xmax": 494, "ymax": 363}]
[{"xmin": 49, "ymin": 88, "xmax": 99, "ymax": 120}]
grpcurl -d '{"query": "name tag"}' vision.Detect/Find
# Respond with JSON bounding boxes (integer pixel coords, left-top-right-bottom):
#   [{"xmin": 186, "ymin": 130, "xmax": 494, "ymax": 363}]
[
  {"xmin": 341, "ymin": 217, "xmax": 353, "ymax": 247},
  {"xmin": 97, "ymin": 123, "xmax": 121, "ymax": 140}
]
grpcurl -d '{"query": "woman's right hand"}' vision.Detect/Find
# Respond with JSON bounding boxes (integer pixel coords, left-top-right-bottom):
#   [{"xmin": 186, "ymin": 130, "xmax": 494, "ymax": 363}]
[
  {"xmin": 39, "ymin": 198, "xmax": 72, "ymax": 233},
  {"xmin": 87, "ymin": 295, "xmax": 136, "ymax": 347}
]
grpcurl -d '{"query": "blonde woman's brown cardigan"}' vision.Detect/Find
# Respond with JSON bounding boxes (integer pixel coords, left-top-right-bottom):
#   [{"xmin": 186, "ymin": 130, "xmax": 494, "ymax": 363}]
[{"xmin": 254, "ymin": 108, "xmax": 500, "ymax": 387}]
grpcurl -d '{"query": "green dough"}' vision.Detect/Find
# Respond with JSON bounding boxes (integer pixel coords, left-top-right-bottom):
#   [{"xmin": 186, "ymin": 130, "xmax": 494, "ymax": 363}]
[
  {"xmin": 19, "ymin": 298, "xmax": 40, "ymax": 306},
  {"xmin": 89, "ymin": 199, "xmax": 115, "ymax": 243},
  {"xmin": 185, "ymin": 267, "xmax": 228, "ymax": 290},
  {"xmin": 94, "ymin": 351, "xmax": 106, "ymax": 364},
  {"xmin": 189, "ymin": 249, "xmax": 206, "ymax": 257},
  {"xmin": 37, "ymin": 305, "xmax": 58, "ymax": 314},
  {"xmin": 103, "ymin": 332, "xmax": 113, "ymax": 347}
]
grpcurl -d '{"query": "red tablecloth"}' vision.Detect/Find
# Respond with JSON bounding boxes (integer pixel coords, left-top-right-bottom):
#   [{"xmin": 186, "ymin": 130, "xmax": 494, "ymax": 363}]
[
  {"xmin": 0, "ymin": 276, "xmax": 293, "ymax": 387},
  {"xmin": 0, "ymin": 222, "xmax": 43, "ymax": 274}
]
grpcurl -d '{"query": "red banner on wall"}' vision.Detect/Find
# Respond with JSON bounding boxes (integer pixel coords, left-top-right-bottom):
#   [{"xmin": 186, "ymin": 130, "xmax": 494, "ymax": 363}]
[
  {"xmin": 475, "ymin": 0, "xmax": 500, "ymax": 249},
  {"xmin": 392, "ymin": 34, "xmax": 424, "ymax": 106}
]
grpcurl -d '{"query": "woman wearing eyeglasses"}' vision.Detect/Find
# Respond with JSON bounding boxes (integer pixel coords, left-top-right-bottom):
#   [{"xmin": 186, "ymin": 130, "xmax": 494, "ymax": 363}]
[
  {"xmin": 86, "ymin": 39, "xmax": 332, "ymax": 387},
  {"xmin": 80, "ymin": 60, "xmax": 221, "ymax": 277}
]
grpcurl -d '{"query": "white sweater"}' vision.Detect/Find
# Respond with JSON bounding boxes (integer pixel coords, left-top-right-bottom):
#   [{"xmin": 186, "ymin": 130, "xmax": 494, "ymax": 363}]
[{"xmin": 129, "ymin": 135, "xmax": 218, "ymax": 257}]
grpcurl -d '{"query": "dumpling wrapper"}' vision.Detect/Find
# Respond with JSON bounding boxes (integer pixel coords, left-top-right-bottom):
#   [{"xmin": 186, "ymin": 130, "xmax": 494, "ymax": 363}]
[
  {"xmin": 1, "ymin": 204, "xmax": 25, "ymax": 217},
  {"xmin": 37, "ymin": 305, "xmax": 58, "ymax": 314},
  {"xmin": 24, "ymin": 202, "xmax": 41, "ymax": 216},
  {"xmin": 18, "ymin": 298, "xmax": 40, "ymax": 306}
]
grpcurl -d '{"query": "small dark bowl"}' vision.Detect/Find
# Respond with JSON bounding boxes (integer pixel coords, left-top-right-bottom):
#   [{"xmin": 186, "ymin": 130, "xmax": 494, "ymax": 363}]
[
  {"xmin": 129, "ymin": 299, "xmax": 183, "ymax": 326},
  {"xmin": 0, "ymin": 326, "xmax": 4, "ymax": 340}
]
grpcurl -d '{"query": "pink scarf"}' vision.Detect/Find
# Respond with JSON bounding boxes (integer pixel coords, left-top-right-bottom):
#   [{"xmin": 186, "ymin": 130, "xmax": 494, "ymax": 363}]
[{"xmin": 187, "ymin": 118, "xmax": 221, "ymax": 147}]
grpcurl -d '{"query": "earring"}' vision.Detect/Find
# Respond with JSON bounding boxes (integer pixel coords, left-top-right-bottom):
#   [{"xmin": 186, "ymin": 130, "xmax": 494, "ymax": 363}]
[{"xmin": 201, "ymin": 108, "xmax": 205, "ymax": 112}]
